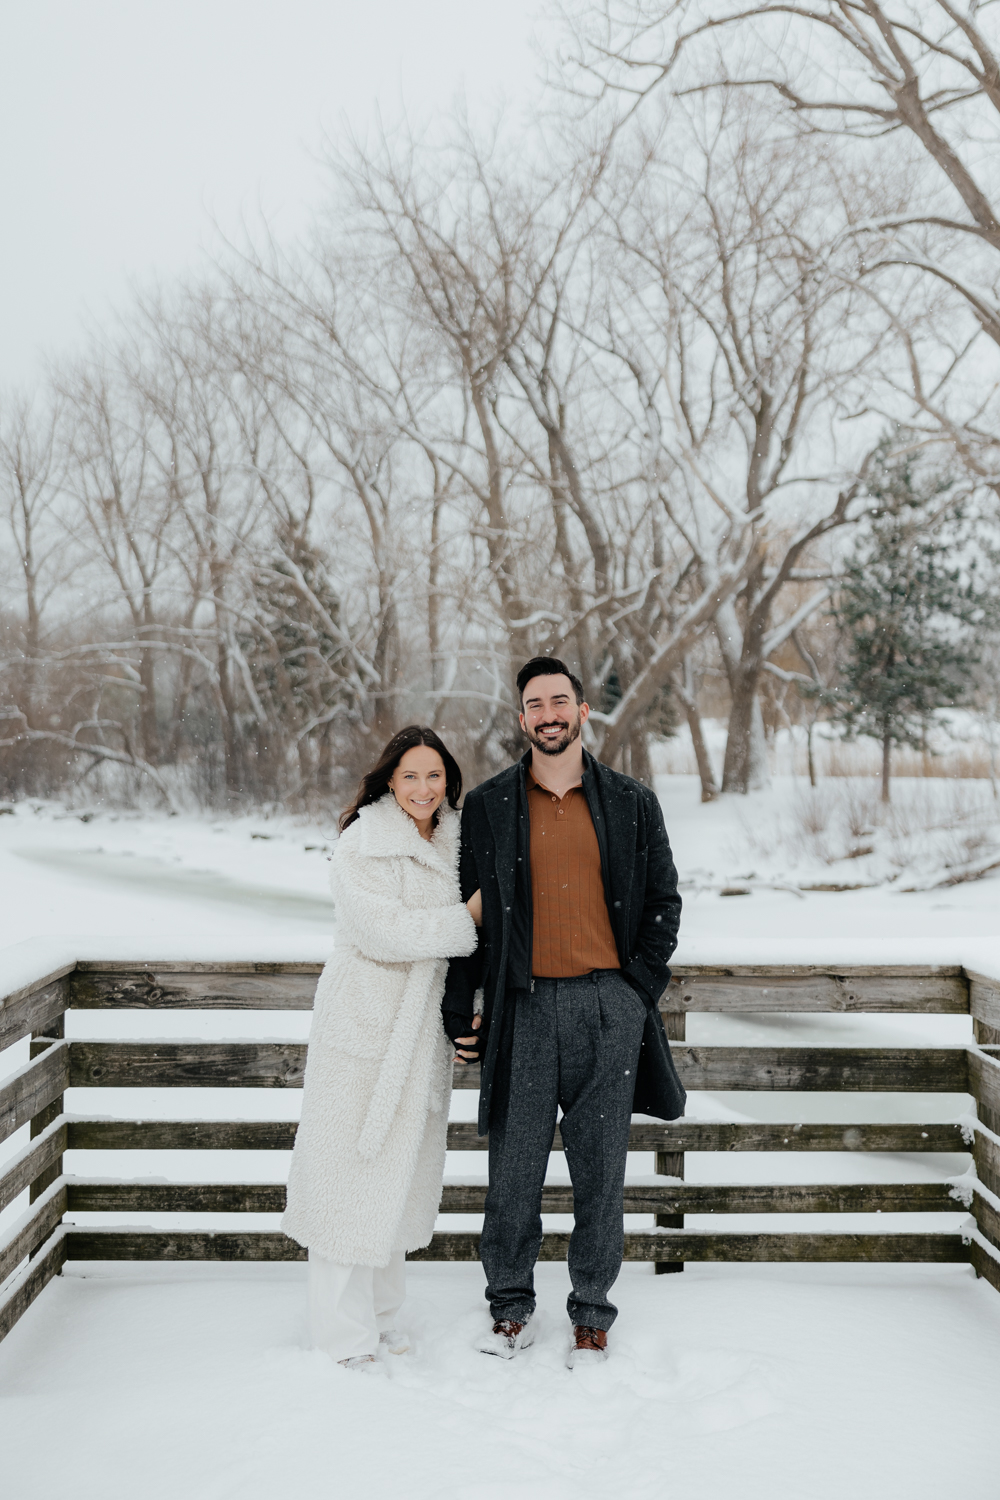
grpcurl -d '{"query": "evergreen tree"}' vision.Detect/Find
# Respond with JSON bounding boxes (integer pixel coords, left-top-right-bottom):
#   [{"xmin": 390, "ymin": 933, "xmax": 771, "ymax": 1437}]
[
  {"xmin": 829, "ymin": 444, "xmax": 987, "ymax": 802},
  {"xmin": 599, "ymin": 668, "xmax": 677, "ymax": 783},
  {"xmin": 241, "ymin": 526, "xmax": 353, "ymax": 799}
]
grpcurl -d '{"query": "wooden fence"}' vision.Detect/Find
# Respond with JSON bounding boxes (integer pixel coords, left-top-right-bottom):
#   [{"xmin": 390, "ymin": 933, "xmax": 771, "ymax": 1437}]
[{"xmin": 2, "ymin": 957, "xmax": 1000, "ymax": 1346}]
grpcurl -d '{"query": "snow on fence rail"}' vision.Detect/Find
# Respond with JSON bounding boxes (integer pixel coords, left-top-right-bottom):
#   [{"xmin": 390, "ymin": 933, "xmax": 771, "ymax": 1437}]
[{"xmin": 2, "ymin": 956, "xmax": 1000, "ymax": 1346}]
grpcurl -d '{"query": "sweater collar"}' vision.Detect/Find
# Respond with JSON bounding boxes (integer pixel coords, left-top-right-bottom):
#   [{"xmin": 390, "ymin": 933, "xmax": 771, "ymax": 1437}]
[
  {"xmin": 352, "ymin": 792, "xmax": 460, "ymax": 875},
  {"xmin": 519, "ymin": 745, "xmax": 596, "ymax": 791}
]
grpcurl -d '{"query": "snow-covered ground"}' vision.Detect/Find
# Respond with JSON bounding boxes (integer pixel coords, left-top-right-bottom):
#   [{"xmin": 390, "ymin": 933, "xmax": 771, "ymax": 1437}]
[
  {"xmin": 3, "ymin": 1259, "xmax": 1000, "ymax": 1500},
  {"xmin": 0, "ymin": 800, "xmax": 339, "ymax": 948},
  {"xmin": 1, "ymin": 781, "xmax": 1000, "ymax": 1499}
]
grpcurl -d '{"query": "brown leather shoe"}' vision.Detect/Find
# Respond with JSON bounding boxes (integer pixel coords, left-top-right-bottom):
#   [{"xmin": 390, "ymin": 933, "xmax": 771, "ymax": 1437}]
[
  {"xmin": 476, "ymin": 1317, "xmax": 535, "ymax": 1359},
  {"xmin": 568, "ymin": 1325, "xmax": 608, "ymax": 1368}
]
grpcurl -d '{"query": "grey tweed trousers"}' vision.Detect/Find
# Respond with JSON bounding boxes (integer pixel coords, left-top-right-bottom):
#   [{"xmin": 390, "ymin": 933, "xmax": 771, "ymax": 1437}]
[{"xmin": 479, "ymin": 969, "xmax": 647, "ymax": 1331}]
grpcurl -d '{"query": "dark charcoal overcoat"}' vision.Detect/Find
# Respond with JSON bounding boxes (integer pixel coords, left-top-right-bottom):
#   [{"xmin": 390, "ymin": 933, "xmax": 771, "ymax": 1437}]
[{"xmin": 442, "ymin": 749, "xmax": 685, "ymax": 1136}]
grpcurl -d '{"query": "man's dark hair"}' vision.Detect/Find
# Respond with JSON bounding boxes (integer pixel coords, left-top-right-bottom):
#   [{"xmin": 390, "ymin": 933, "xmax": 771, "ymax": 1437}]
[{"xmin": 516, "ymin": 656, "xmax": 585, "ymax": 708}]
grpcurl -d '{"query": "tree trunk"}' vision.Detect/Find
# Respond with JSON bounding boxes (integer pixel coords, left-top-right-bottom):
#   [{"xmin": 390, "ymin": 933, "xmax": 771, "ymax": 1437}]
[
  {"xmin": 217, "ymin": 639, "xmax": 243, "ymax": 799},
  {"xmin": 714, "ymin": 600, "xmax": 770, "ymax": 794},
  {"xmin": 372, "ymin": 592, "xmax": 400, "ymax": 743},
  {"xmin": 213, "ymin": 609, "xmax": 243, "ymax": 800},
  {"xmin": 721, "ymin": 670, "xmax": 770, "ymax": 793},
  {"xmin": 296, "ymin": 735, "xmax": 314, "ymax": 799},
  {"xmin": 428, "ymin": 478, "xmax": 443, "ymax": 695},
  {"xmin": 806, "ymin": 718, "xmax": 817, "ymax": 789},
  {"xmin": 881, "ymin": 732, "xmax": 892, "ymax": 803},
  {"xmin": 627, "ymin": 725, "xmax": 653, "ymax": 787},
  {"xmin": 317, "ymin": 723, "xmax": 334, "ymax": 794},
  {"xmin": 167, "ymin": 653, "xmax": 195, "ymax": 763},
  {"xmin": 672, "ymin": 666, "xmax": 718, "ymax": 802},
  {"xmin": 137, "ymin": 646, "xmax": 159, "ymax": 765},
  {"xmin": 22, "ymin": 553, "xmax": 40, "ymax": 727}
]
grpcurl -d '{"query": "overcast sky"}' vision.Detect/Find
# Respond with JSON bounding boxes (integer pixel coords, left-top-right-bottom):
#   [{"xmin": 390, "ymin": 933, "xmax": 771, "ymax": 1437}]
[{"xmin": 1, "ymin": 1, "xmax": 541, "ymax": 386}]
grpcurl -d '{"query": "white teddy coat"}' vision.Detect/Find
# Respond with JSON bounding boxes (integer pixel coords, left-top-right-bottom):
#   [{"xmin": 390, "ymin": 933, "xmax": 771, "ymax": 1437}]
[{"xmin": 282, "ymin": 794, "xmax": 477, "ymax": 1267}]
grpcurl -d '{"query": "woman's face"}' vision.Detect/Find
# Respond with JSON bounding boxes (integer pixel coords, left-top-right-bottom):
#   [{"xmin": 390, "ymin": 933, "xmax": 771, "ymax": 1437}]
[{"xmin": 389, "ymin": 746, "xmax": 448, "ymax": 827}]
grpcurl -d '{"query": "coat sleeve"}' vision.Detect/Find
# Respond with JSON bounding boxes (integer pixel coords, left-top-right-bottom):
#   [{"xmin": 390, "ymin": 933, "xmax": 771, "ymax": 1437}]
[
  {"xmin": 332, "ymin": 850, "xmax": 478, "ymax": 964},
  {"xmin": 442, "ymin": 801, "xmax": 486, "ymax": 1028},
  {"xmin": 621, "ymin": 791, "xmax": 682, "ymax": 1007}
]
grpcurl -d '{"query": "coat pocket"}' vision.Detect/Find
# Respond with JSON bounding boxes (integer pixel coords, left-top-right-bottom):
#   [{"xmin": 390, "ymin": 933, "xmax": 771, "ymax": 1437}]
[
  {"xmin": 596, "ymin": 970, "xmax": 647, "ymax": 1034},
  {"xmin": 311, "ymin": 951, "xmax": 410, "ymax": 1061}
]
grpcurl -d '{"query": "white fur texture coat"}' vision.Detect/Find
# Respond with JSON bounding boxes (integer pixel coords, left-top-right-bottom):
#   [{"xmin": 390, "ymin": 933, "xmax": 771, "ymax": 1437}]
[{"xmin": 282, "ymin": 794, "xmax": 477, "ymax": 1267}]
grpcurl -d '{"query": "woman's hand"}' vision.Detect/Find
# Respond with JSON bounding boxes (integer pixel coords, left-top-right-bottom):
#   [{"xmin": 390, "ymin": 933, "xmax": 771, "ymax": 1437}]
[
  {"xmin": 455, "ymin": 1013, "xmax": 482, "ymax": 1064},
  {"xmin": 465, "ymin": 888, "xmax": 483, "ymax": 927}
]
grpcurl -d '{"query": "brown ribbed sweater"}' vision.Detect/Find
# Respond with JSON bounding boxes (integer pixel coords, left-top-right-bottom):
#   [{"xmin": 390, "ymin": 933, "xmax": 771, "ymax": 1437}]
[{"xmin": 527, "ymin": 767, "xmax": 620, "ymax": 977}]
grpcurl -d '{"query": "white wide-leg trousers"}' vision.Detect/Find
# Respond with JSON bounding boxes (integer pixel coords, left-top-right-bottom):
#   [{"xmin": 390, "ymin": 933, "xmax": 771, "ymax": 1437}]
[{"xmin": 307, "ymin": 1249, "xmax": 407, "ymax": 1362}]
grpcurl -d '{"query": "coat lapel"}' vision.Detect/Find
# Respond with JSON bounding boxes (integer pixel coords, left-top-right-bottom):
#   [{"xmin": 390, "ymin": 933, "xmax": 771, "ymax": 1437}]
[
  {"xmin": 482, "ymin": 763, "xmax": 521, "ymax": 904},
  {"xmin": 354, "ymin": 795, "xmax": 461, "ymax": 880},
  {"xmin": 588, "ymin": 754, "xmax": 638, "ymax": 923}
]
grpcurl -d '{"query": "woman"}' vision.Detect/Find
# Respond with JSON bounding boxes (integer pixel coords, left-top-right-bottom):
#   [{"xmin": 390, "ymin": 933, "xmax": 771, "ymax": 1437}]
[{"xmin": 282, "ymin": 725, "xmax": 481, "ymax": 1370}]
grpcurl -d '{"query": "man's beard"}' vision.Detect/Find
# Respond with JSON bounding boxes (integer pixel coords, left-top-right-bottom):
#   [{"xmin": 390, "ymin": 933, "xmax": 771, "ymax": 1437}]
[{"xmin": 526, "ymin": 711, "xmax": 582, "ymax": 757}]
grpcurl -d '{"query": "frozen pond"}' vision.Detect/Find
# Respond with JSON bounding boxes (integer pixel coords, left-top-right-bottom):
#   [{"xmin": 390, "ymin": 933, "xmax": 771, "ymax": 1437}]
[{"xmin": 13, "ymin": 846, "xmax": 336, "ymax": 925}]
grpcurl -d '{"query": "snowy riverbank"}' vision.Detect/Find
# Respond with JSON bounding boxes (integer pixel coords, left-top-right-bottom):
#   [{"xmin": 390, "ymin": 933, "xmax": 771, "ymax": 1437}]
[{"xmin": 3, "ymin": 773, "xmax": 1000, "ymax": 951}]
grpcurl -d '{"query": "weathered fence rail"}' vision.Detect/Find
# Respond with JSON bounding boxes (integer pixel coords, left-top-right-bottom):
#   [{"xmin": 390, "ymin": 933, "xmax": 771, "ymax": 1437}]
[{"xmin": 2, "ymin": 957, "xmax": 1000, "ymax": 1347}]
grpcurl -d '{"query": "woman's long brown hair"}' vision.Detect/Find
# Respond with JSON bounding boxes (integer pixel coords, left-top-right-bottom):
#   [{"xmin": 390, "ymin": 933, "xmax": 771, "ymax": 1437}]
[{"xmin": 339, "ymin": 725, "xmax": 463, "ymax": 832}]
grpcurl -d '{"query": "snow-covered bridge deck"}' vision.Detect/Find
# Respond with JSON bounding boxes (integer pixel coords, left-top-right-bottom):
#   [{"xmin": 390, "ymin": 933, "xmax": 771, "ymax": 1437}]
[
  {"xmin": 3, "ymin": 942, "xmax": 1000, "ymax": 1497},
  {"xmin": 5, "ymin": 1257, "xmax": 1000, "ymax": 1500}
]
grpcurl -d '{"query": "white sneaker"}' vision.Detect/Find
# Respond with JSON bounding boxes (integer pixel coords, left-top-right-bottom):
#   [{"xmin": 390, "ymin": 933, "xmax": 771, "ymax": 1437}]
[
  {"xmin": 379, "ymin": 1328, "xmax": 410, "ymax": 1355},
  {"xmin": 476, "ymin": 1318, "xmax": 535, "ymax": 1359}
]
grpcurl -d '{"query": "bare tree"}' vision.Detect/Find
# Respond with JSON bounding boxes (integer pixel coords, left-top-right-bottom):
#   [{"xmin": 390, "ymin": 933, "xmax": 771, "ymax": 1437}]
[
  {"xmin": 563, "ymin": 2, "xmax": 1000, "ymax": 472},
  {"xmin": 588, "ymin": 97, "xmax": 882, "ymax": 789},
  {"xmin": 215, "ymin": 236, "xmax": 440, "ymax": 754},
  {"xmin": 328, "ymin": 122, "xmax": 762, "ymax": 780},
  {"xmin": 59, "ymin": 362, "xmax": 185, "ymax": 767},
  {"xmin": 0, "ymin": 395, "xmax": 66, "ymax": 722},
  {"xmin": 566, "ymin": 0, "xmax": 1000, "ymax": 290}
]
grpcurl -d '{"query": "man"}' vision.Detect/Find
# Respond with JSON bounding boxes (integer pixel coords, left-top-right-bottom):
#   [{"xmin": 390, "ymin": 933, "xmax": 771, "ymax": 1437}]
[{"xmin": 442, "ymin": 657, "xmax": 684, "ymax": 1368}]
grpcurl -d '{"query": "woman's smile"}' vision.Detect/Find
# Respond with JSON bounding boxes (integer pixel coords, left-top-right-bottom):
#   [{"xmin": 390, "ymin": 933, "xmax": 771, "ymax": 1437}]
[{"xmin": 388, "ymin": 745, "xmax": 448, "ymax": 835}]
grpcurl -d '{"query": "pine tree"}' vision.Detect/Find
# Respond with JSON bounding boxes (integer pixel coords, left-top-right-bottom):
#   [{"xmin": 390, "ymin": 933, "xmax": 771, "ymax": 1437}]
[
  {"xmin": 599, "ymin": 668, "xmax": 677, "ymax": 783},
  {"xmin": 829, "ymin": 444, "xmax": 987, "ymax": 802},
  {"xmin": 241, "ymin": 526, "xmax": 353, "ymax": 799}
]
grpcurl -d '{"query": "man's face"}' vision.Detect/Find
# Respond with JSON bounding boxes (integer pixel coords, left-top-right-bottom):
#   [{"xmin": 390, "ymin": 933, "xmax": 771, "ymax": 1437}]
[{"xmin": 519, "ymin": 674, "xmax": 589, "ymax": 756}]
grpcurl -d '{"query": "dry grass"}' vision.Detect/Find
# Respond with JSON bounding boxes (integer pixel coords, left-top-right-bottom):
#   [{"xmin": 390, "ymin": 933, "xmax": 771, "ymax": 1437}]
[
  {"xmin": 841, "ymin": 781, "xmax": 880, "ymax": 840},
  {"xmin": 651, "ymin": 724, "xmax": 999, "ymax": 782},
  {"xmin": 733, "ymin": 776, "xmax": 1000, "ymax": 883},
  {"xmin": 825, "ymin": 743, "xmax": 997, "ymax": 780}
]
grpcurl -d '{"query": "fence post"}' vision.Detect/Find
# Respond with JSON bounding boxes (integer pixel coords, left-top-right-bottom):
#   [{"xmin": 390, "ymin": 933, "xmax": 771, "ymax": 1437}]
[
  {"xmin": 29, "ymin": 1017, "xmax": 65, "ymax": 1203},
  {"xmin": 967, "ymin": 1042, "xmax": 1000, "ymax": 1294},
  {"xmin": 655, "ymin": 1011, "xmax": 685, "ymax": 1275},
  {"xmin": 969, "ymin": 974, "xmax": 1000, "ymax": 1047}
]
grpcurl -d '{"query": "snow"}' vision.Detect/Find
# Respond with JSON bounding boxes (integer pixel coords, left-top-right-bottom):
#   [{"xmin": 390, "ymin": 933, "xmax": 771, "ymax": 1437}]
[
  {"xmin": 2, "ymin": 784, "xmax": 1000, "ymax": 1497},
  {"xmin": 0, "ymin": 801, "xmax": 340, "ymax": 955},
  {"xmin": 2, "ymin": 1259, "xmax": 1000, "ymax": 1500}
]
